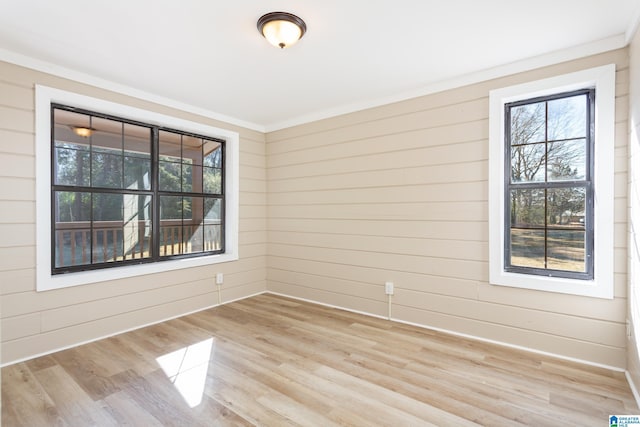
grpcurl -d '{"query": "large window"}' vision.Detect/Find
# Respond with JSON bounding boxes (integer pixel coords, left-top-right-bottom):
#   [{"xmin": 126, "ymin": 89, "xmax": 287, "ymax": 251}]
[
  {"xmin": 36, "ymin": 86, "xmax": 239, "ymax": 291},
  {"xmin": 52, "ymin": 106, "xmax": 225, "ymax": 274},
  {"xmin": 504, "ymin": 90, "xmax": 594, "ymax": 279},
  {"xmin": 488, "ymin": 65, "xmax": 615, "ymax": 299}
]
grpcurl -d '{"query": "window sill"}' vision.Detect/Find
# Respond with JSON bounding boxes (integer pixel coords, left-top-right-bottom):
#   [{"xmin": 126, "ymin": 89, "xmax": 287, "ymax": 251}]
[
  {"xmin": 490, "ymin": 266, "xmax": 612, "ymax": 299},
  {"xmin": 37, "ymin": 251, "xmax": 239, "ymax": 292}
]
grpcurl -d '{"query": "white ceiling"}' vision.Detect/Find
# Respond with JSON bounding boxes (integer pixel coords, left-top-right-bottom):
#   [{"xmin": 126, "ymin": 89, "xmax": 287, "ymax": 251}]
[{"xmin": 1, "ymin": 0, "xmax": 639, "ymax": 131}]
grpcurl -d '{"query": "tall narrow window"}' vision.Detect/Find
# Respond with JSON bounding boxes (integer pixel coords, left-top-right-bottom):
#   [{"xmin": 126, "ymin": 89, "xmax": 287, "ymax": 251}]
[{"xmin": 504, "ymin": 89, "xmax": 594, "ymax": 280}]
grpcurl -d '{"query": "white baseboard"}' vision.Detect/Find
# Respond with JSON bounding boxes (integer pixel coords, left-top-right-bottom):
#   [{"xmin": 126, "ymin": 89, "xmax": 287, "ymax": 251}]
[
  {"xmin": 5, "ymin": 289, "xmax": 629, "ymax": 381},
  {"xmin": 265, "ymin": 291, "xmax": 625, "ymax": 373},
  {"xmin": 626, "ymin": 371, "xmax": 640, "ymax": 408},
  {"xmin": 1, "ymin": 290, "xmax": 267, "ymax": 368}
]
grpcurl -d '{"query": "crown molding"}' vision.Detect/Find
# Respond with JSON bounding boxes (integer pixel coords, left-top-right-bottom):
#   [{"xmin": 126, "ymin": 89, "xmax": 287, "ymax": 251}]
[
  {"xmin": 0, "ymin": 32, "xmax": 629, "ymax": 135},
  {"xmin": 265, "ymin": 34, "xmax": 627, "ymax": 132},
  {"xmin": 0, "ymin": 48, "xmax": 265, "ymax": 133}
]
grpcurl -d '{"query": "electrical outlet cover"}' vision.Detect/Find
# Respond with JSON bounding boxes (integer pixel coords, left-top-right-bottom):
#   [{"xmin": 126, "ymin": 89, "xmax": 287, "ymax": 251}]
[{"xmin": 385, "ymin": 281, "xmax": 394, "ymax": 295}]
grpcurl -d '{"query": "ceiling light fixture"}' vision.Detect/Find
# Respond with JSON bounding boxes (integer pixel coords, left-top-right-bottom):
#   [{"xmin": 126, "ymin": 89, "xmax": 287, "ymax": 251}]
[
  {"xmin": 257, "ymin": 12, "xmax": 307, "ymax": 49},
  {"xmin": 72, "ymin": 127, "xmax": 93, "ymax": 138}
]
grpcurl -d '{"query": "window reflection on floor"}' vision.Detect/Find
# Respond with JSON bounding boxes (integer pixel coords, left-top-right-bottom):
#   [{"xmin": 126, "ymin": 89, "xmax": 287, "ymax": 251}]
[{"xmin": 156, "ymin": 338, "xmax": 214, "ymax": 408}]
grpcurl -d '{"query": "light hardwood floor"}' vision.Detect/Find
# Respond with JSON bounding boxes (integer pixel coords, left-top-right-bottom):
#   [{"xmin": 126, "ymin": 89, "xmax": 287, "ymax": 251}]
[{"xmin": 2, "ymin": 293, "xmax": 638, "ymax": 426}]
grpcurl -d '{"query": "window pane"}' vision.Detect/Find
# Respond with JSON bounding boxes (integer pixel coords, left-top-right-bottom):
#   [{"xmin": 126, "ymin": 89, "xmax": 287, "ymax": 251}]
[
  {"xmin": 53, "ymin": 110, "xmax": 93, "ymax": 188},
  {"xmin": 159, "ymin": 161, "xmax": 181, "ymax": 191},
  {"xmin": 548, "ymin": 139, "xmax": 586, "ymax": 181},
  {"xmin": 511, "ymin": 143, "xmax": 546, "ymax": 182},
  {"xmin": 510, "ymin": 102, "xmax": 545, "ymax": 145},
  {"xmin": 92, "ymin": 151, "xmax": 123, "ymax": 188},
  {"xmin": 92, "ymin": 193, "xmax": 124, "ymax": 263},
  {"xmin": 548, "ymin": 95, "xmax": 587, "ymax": 141},
  {"xmin": 123, "ymin": 123, "xmax": 151, "ymax": 190},
  {"xmin": 159, "ymin": 130, "xmax": 181, "ymax": 161},
  {"xmin": 547, "ymin": 230, "xmax": 586, "ymax": 272},
  {"xmin": 123, "ymin": 194, "xmax": 152, "ymax": 260},
  {"xmin": 547, "ymin": 187, "xmax": 585, "ymax": 228},
  {"xmin": 54, "ymin": 191, "xmax": 91, "ymax": 268},
  {"xmin": 204, "ymin": 226, "xmax": 222, "ymax": 251},
  {"xmin": 91, "ymin": 117, "xmax": 122, "ymax": 153},
  {"xmin": 93, "ymin": 193, "xmax": 124, "ymax": 222},
  {"xmin": 55, "ymin": 191, "xmax": 91, "ymax": 222},
  {"xmin": 183, "ymin": 135, "xmax": 203, "ymax": 165},
  {"xmin": 160, "ymin": 196, "xmax": 183, "ymax": 256},
  {"xmin": 204, "ymin": 198, "xmax": 222, "ymax": 224},
  {"xmin": 124, "ymin": 123, "xmax": 151, "ymax": 158},
  {"xmin": 91, "ymin": 226, "xmax": 123, "ymax": 263},
  {"xmin": 510, "ymin": 229, "xmax": 545, "ymax": 269},
  {"xmin": 124, "ymin": 155, "xmax": 151, "ymax": 190},
  {"xmin": 90, "ymin": 117, "xmax": 124, "ymax": 189},
  {"xmin": 203, "ymin": 141, "xmax": 222, "ymax": 167},
  {"xmin": 179, "ymin": 197, "xmax": 222, "ymax": 254},
  {"xmin": 54, "ymin": 145, "xmax": 90, "ymax": 186},
  {"xmin": 53, "ymin": 109, "xmax": 92, "ymax": 147},
  {"xmin": 510, "ymin": 189, "xmax": 545, "ymax": 227},
  {"xmin": 203, "ymin": 167, "xmax": 222, "ymax": 194},
  {"xmin": 182, "ymin": 163, "xmax": 203, "ymax": 193},
  {"xmin": 160, "ymin": 196, "xmax": 183, "ymax": 220},
  {"xmin": 204, "ymin": 198, "xmax": 222, "ymax": 251},
  {"xmin": 182, "ymin": 196, "xmax": 201, "ymax": 254},
  {"xmin": 184, "ymin": 222, "xmax": 204, "ymax": 254}
]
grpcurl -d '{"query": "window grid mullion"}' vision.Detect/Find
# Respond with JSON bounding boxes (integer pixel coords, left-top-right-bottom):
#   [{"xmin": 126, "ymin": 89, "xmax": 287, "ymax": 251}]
[
  {"xmin": 120, "ymin": 122, "xmax": 125, "ymax": 262},
  {"xmin": 89, "ymin": 115, "xmax": 94, "ymax": 266},
  {"xmin": 544, "ymin": 101, "xmax": 549, "ymax": 270},
  {"xmin": 152, "ymin": 127, "xmax": 160, "ymax": 262}
]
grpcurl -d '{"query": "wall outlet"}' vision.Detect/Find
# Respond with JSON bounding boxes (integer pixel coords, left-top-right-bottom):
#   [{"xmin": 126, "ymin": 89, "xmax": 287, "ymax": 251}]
[
  {"xmin": 385, "ymin": 281, "xmax": 394, "ymax": 295},
  {"xmin": 216, "ymin": 273, "xmax": 224, "ymax": 285}
]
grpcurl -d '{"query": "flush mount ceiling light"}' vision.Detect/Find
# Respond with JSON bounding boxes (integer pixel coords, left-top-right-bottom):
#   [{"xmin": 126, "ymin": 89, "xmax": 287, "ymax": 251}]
[
  {"xmin": 72, "ymin": 126, "xmax": 93, "ymax": 138},
  {"xmin": 257, "ymin": 12, "xmax": 307, "ymax": 49}
]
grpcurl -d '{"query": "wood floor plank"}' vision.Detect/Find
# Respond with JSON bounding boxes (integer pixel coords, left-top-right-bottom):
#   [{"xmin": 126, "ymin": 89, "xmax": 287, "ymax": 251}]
[
  {"xmin": 341, "ymin": 351, "xmax": 548, "ymax": 426},
  {"xmin": 31, "ymin": 365, "xmax": 118, "ymax": 426},
  {"xmin": 100, "ymin": 389, "xmax": 165, "ymax": 427},
  {"xmin": 113, "ymin": 368, "xmax": 209, "ymax": 427},
  {"xmin": 51, "ymin": 347, "xmax": 122, "ymax": 401},
  {"xmin": 1, "ymin": 363, "xmax": 67, "ymax": 427},
  {"xmin": 204, "ymin": 361, "xmax": 301, "ymax": 426},
  {"xmin": 2, "ymin": 293, "xmax": 638, "ymax": 426}
]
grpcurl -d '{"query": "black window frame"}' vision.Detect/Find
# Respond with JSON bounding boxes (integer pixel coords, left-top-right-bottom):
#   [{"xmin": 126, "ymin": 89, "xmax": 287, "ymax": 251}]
[
  {"xmin": 504, "ymin": 89, "xmax": 595, "ymax": 280},
  {"xmin": 50, "ymin": 104, "xmax": 226, "ymax": 275}
]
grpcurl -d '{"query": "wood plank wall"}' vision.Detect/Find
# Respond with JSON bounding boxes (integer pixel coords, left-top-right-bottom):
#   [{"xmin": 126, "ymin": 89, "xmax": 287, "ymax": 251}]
[
  {"xmin": 0, "ymin": 61, "xmax": 268, "ymax": 365},
  {"xmin": 627, "ymin": 28, "xmax": 640, "ymax": 390},
  {"xmin": 266, "ymin": 48, "xmax": 630, "ymax": 368}
]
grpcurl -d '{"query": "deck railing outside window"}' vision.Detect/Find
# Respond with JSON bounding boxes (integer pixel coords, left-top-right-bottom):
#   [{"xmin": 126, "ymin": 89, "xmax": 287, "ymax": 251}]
[{"xmin": 55, "ymin": 219, "xmax": 222, "ymax": 268}]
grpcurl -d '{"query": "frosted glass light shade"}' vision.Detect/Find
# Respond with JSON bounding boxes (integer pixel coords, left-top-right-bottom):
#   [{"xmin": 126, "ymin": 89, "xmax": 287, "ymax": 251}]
[
  {"xmin": 258, "ymin": 12, "xmax": 307, "ymax": 49},
  {"xmin": 73, "ymin": 127, "xmax": 93, "ymax": 137}
]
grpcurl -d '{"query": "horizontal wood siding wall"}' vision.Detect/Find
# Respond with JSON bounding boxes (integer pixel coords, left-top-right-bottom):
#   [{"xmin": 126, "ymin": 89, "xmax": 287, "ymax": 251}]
[
  {"xmin": 266, "ymin": 49, "xmax": 630, "ymax": 368},
  {"xmin": 0, "ymin": 61, "xmax": 267, "ymax": 364},
  {"xmin": 627, "ymin": 28, "xmax": 640, "ymax": 390}
]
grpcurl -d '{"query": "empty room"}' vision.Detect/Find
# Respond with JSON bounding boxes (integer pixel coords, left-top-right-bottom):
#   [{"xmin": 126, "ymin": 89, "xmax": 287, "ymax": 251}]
[{"xmin": 3, "ymin": 1, "xmax": 640, "ymax": 425}]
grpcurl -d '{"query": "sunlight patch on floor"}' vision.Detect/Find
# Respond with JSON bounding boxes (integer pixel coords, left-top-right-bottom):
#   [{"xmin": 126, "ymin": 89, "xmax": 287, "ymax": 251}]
[{"xmin": 156, "ymin": 338, "xmax": 214, "ymax": 408}]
